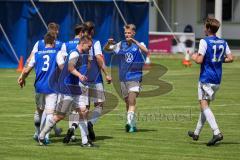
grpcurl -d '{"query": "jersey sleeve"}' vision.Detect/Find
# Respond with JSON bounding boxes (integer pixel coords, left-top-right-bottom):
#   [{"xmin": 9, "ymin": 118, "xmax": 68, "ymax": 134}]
[
  {"xmin": 28, "ymin": 54, "xmax": 35, "ymax": 67},
  {"xmin": 225, "ymin": 42, "xmax": 231, "ymax": 55},
  {"xmin": 68, "ymin": 51, "xmax": 79, "ymax": 66},
  {"xmin": 31, "ymin": 41, "xmax": 39, "ymax": 54},
  {"xmin": 198, "ymin": 39, "xmax": 207, "ymax": 56},
  {"xmin": 56, "ymin": 51, "xmax": 67, "ymax": 65},
  {"xmin": 139, "ymin": 42, "xmax": 146, "ymax": 53},
  {"xmin": 94, "ymin": 41, "xmax": 103, "ymax": 55}
]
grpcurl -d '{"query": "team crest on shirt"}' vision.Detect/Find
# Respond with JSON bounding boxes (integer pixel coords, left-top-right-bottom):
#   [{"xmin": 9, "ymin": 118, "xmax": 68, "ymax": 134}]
[{"xmin": 125, "ymin": 52, "xmax": 133, "ymax": 63}]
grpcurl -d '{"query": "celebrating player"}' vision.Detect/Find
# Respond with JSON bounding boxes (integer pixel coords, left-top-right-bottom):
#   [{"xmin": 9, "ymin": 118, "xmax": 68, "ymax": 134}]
[
  {"xmin": 187, "ymin": 17, "xmax": 234, "ymax": 146},
  {"xmin": 104, "ymin": 24, "xmax": 148, "ymax": 133},
  {"xmin": 18, "ymin": 32, "xmax": 59, "ymax": 143},
  {"xmin": 38, "ymin": 35, "xmax": 94, "ymax": 147}
]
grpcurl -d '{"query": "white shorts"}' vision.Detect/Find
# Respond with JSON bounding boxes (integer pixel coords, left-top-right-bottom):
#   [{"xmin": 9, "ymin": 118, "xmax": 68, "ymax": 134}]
[
  {"xmin": 120, "ymin": 81, "xmax": 141, "ymax": 98},
  {"xmin": 56, "ymin": 90, "xmax": 89, "ymax": 115},
  {"xmin": 198, "ymin": 82, "xmax": 220, "ymax": 101},
  {"xmin": 89, "ymin": 83, "xmax": 105, "ymax": 103},
  {"xmin": 35, "ymin": 93, "xmax": 58, "ymax": 111}
]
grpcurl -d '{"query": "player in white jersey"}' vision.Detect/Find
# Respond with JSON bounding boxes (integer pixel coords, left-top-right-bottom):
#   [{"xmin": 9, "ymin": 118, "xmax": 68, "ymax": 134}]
[{"xmin": 187, "ymin": 18, "xmax": 234, "ymax": 146}]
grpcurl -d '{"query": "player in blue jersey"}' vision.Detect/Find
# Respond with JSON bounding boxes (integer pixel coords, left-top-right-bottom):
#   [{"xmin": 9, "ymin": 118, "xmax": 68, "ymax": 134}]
[
  {"xmin": 18, "ymin": 22, "xmax": 63, "ymax": 140},
  {"xmin": 38, "ymin": 35, "xmax": 94, "ymax": 147},
  {"xmin": 63, "ymin": 21, "xmax": 112, "ymax": 142},
  {"xmin": 18, "ymin": 32, "xmax": 59, "ymax": 144},
  {"xmin": 57, "ymin": 24, "xmax": 89, "ymax": 143},
  {"xmin": 104, "ymin": 24, "xmax": 148, "ymax": 133},
  {"xmin": 187, "ymin": 18, "xmax": 234, "ymax": 146}
]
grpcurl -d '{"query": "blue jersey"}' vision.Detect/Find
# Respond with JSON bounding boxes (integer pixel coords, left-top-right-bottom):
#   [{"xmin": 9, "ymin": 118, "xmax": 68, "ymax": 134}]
[
  {"xmin": 87, "ymin": 40, "xmax": 103, "ymax": 84},
  {"xmin": 116, "ymin": 40, "xmax": 145, "ymax": 82},
  {"xmin": 37, "ymin": 39, "xmax": 63, "ymax": 51},
  {"xmin": 65, "ymin": 38, "xmax": 80, "ymax": 53},
  {"xmin": 58, "ymin": 49, "xmax": 88, "ymax": 95},
  {"xmin": 34, "ymin": 48, "xmax": 58, "ymax": 94},
  {"xmin": 199, "ymin": 36, "xmax": 227, "ymax": 84}
]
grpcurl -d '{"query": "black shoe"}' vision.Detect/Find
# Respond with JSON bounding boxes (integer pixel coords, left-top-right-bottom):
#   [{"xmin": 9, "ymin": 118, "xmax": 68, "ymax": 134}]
[
  {"xmin": 88, "ymin": 121, "xmax": 95, "ymax": 141},
  {"xmin": 207, "ymin": 133, "xmax": 223, "ymax": 146},
  {"xmin": 63, "ymin": 128, "xmax": 75, "ymax": 144},
  {"xmin": 125, "ymin": 124, "xmax": 130, "ymax": 132},
  {"xmin": 188, "ymin": 131, "xmax": 199, "ymax": 141}
]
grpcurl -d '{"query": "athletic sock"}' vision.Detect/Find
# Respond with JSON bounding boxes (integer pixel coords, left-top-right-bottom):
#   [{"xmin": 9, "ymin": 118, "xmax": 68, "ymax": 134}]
[
  {"xmin": 40, "ymin": 110, "xmax": 47, "ymax": 131},
  {"xmin": 79, "ymin": 120, "xmax": 88, "ymax": 144},
  {"xmin": 194, "ymin": 112, "xmax": 206, "ymax": 135},
  {"xmin": 45, "ymin": 114, "xmax": 53, "ymax": 139},
  {"xmin": 39, "ymin": 117, "xmax": 56, "ymax": 140},
  {"xmin": 203, "ymin": 107, "xmax": 220, "ymax": 135},
  {"xmin": 34, "ymin": 111, "xmax": 41, "ymax": 135},
  {"xmin": 90, "ymin": 106, "xmax": 102, "ymax": 125},
  {"xmin": 127, "ymin": 111, "xmax": 136, "ymax": 127}
]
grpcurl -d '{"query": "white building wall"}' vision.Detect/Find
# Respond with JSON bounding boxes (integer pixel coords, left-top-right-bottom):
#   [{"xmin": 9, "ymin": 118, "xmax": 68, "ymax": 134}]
[
  {"xmin": 176, "ymin": 0, "xmax": 240, "ymax": 39},
  {"xmin": 153, "ymin": 0, "xmax": 240, "ymax": 39}
]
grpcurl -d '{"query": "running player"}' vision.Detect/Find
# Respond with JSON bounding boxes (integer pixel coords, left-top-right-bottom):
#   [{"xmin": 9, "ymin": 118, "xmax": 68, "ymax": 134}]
[
  {"xmin": 187, "ymin": 17, "xmax": 234, "ymax": 146},
  {"xmin": 104, "ymin": 24, "xmax": 148, "ymax": 133}
]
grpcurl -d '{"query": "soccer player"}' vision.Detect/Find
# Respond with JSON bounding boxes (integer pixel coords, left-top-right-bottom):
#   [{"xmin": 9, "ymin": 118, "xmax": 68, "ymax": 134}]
[
  {"xmin": 84, "ymin": 21, "xmax": 112, "ymax": 140},
  {"xmin": 59, "ymin": 23, "xmax": 88, "ymax": 143},
  {"xmin": 187, "ymin": 18, "xmax": 234, "ymax": 146},
  {"xmin": 19, "ymin": 22, "xmax": 63, "ymax": 140},
  {"xmin": 104, "ymin": 24, "xmax": 148, "ymax": 133},
  {"xmin": 38, "ymin": 35, "xmax": 94, "ymax": 147},
  {"xmin": 18, "ymin": 32, "xmax": 59, "ymax": 143}
]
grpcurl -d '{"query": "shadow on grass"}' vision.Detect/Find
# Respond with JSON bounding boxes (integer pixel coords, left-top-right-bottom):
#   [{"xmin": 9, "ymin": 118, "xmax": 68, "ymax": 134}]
[{"xmin": 95, "ymin": 135, "xmax": 113, "ymax": 141}]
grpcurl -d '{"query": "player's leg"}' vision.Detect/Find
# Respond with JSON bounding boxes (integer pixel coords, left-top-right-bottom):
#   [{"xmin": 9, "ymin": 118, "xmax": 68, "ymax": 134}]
[
  {"xmin": 188, "ymin": 82, "xmax": 207, "ymax": 140},
  {"xmin": 41, "ymin": 93, "xmax": 58, "ymax": 144},
  {"xmin": 38, "ymin": 94, "xmax": 71, "ymax": 145},
  {"xmin": 125, "ymin": 81, "xmax": 140, "ymax": 133},
  {"xmin": 34, "ymin": 93, "xmax": 44, "ymax": 140},
  {"xmin": 77, "ymin": 91, "xmax": 95, "ymax": 147},
  {"xmin": 63, "ymin": 104, "xmax": 79, "ymax": 143},
  {"xmin": 120, "ymin": 82, "xmax": 131, "ymax": 132},
  {"xmin": 88, "ymin": 83, "xmax": 105, "ymax": 141}
]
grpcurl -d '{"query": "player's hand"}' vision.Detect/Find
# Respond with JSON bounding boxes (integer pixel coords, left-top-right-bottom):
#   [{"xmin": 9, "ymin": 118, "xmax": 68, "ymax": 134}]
[
  {"xmin": 106, "ymin": 75, "xmax": 112, "ymax": 84},
  {"xmin": 18, "ymin": 77, "xmax": 25, "ymax": 88},
  {"xmin": 79, "ymin": 74, "xmax": 87, "ymax": 82}
]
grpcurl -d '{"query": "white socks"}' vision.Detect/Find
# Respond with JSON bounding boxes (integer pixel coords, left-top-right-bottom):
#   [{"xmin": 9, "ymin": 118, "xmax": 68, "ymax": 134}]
[
  {"xmin": 203, "ymin": 107, "xmax": 220, "ymax": 135},
  {"xmin": 127, "ymin": 111, "xmax": 136, "ymax": 127},
  {"xmin": 90, "ymin": 106, "xmax": 102, "ymax": 125},
  {"xmin": 34, "ymin": 111, "xmax": 41, "ymax": 136},
  {"xmin": 194, "ymin": 112, "xmax": 206, "ymax": 135},
  {"xmin": 39, "ymin": 117, "xmax": 56, "ymax": 140},
  {"xmin": 79, "ymin": 120, "xmax": 88, "ymax": 144}
]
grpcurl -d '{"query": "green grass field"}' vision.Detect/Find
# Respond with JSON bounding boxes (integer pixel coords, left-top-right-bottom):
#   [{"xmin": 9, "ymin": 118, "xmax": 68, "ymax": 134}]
[{"xmin": 0, "ymin": 56, "xmax": 239, "ymax": 160}]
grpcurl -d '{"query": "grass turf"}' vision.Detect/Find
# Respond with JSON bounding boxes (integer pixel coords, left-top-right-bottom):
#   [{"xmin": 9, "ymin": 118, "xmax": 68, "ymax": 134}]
[{"xmin": 0, "ymin": 55, "xmax": 239, "ymax": 160}]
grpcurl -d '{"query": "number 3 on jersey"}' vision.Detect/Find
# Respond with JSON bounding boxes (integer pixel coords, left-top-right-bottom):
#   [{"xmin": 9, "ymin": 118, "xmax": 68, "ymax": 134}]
[
  {"xmin": 42, "ymin": 55, "xmax": 50, "ymax": 71},
  {"xmin": 212, "ymin": 45, "xmax": 224, "ymax": 62}
]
